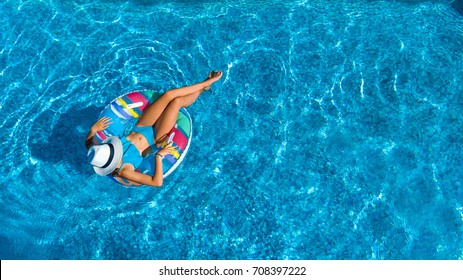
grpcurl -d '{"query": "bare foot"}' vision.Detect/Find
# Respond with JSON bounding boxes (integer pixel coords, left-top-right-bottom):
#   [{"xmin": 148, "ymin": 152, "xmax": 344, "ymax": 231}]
[{"xmin": 204, "ymin": 70, "xmax": 223, "ymax": 90}]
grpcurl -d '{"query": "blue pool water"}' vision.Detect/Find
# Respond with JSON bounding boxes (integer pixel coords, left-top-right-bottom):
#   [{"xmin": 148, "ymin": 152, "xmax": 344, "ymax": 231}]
[{"xmin": 1, "ymin": 0, "xmax": 463, "ymax": 260}]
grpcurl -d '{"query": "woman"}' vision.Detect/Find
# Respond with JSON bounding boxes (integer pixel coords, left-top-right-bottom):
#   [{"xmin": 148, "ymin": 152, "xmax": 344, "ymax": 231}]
[{"xmin": 86, "ymin": 70, "xmax": 223, "ymax": 187}]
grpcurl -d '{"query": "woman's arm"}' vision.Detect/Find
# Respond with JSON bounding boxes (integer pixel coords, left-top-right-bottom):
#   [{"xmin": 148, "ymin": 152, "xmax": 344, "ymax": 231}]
[
  {"xmin": 85, "ymin": 117, "xmax": 112, "ymax": 149},
  {"xmin": 118, "ymin": 144, "xmax": 177, "ymax": 187},
  {"xmin": 119, "ymin": 155, "xmax": 164, "ymax": 187}
]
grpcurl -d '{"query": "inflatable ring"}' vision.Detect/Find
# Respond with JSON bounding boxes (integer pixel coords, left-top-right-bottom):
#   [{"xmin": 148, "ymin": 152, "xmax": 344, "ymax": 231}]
[{"xmin": 94, "ymin": 90, "xmax": 192, "ymax": 186}]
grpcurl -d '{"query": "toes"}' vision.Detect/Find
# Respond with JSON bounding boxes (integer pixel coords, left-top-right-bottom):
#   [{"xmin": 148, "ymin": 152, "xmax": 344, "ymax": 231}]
[
  {"xmin": 206, "ymin": 70, "xmax": 222, "ymax": 81},
  {"xmin": 214, "ymin": 71, "xmax": 222, "ymax": 78}
]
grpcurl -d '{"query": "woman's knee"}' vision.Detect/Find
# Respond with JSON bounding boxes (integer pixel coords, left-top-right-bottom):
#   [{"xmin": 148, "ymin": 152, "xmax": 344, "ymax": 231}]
[
  {"xmin": 163, "ymin": 90, "xmax": 176, "ymax": 101},
  {"xmin": 169, "ymin": 97, "xmax": 183, "ymax": 108}
]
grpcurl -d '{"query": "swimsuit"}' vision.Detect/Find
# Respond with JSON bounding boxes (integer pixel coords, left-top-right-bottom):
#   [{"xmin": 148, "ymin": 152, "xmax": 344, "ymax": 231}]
[
  {"xmin": 120, "ymin": 137, "xmax": 144, "ymax": 169},
  {"xmin": 131, "ymin": 125, "xmax": 155, "ymax": 146},
  {"xmin": 120, "ymin": 125, "xmax": 156, "ymax": 169},
  {"xmin": 117, "ymin": 125, "xmax": 157, "ymax": 185}
]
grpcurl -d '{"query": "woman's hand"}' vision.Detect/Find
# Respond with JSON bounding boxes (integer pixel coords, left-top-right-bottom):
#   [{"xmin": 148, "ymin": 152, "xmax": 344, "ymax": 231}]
[
  {"xmin": 91, "ymin": 117, "xmax": 112, "ymax": 133},
  {"xmin": 86, "ymin": 117, "xmax": 112, "ymax": 149},
  {"xmin": 157, "ymin": 143, "xmax": 177, "ymax": 157}
]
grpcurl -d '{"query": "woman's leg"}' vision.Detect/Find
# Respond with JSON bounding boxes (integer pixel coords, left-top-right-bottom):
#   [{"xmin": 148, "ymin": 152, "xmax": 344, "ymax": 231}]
[
  {"xmin": 137, "ymin": 71, "xmax": 222, "ymax": 127},
  {"xmin": 154, "ymin": 90, "xmax": 203, "ymax": 143}
]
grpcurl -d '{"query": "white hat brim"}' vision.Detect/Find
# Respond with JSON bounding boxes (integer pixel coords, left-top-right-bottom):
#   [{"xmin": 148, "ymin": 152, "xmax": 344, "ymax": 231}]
[{"xmin": 92, "ymin": 136, "xmax": 123, "ymax": 176}]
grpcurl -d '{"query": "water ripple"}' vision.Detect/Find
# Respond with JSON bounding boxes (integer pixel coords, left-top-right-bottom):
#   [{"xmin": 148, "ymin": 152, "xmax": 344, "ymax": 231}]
[{"xmin": 1, "ymin": 0, "xmax": 463, "ymax": 259}]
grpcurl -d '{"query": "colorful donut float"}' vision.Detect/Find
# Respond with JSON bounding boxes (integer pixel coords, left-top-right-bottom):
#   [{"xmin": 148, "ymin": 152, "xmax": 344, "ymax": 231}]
[{"xmin": 94, "ymin": 90, "xmax": 192, "ymax": 186}]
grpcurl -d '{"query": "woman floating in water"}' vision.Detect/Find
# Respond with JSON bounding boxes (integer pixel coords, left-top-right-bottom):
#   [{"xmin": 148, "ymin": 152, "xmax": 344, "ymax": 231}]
[{"xmin": 86, "ymin": 71, "xmax": 223, "ymax": 187}]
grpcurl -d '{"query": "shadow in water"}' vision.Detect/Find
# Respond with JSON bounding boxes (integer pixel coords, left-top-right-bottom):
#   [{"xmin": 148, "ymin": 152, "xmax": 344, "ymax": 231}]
[
  {"xmin": 30, "ymin": 105, "xmax": 103, "ymax": 175},
  {"xmin": 452, "ymin": 0, "xmax": 463, "ymax": 15},
  {"xmin": 365, "ymin": 0, "xmax": 463, "ymax": 16}
]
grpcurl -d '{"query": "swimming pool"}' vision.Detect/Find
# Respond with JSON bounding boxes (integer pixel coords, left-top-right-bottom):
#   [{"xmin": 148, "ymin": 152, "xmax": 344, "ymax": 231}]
[{"xmin": 1, "ymin": 0, "xmax": 462, "ymax": 259}]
